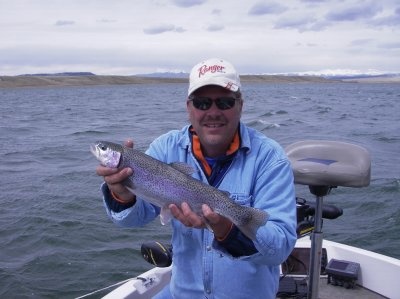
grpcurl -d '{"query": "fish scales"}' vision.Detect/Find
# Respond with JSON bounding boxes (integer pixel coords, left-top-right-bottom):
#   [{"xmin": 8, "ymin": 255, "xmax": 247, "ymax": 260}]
[
  {"xmin": 91, "ymin": 141, "xmax": 268, "ymax": 240},
  {"xmin": 122, "ymin": 151, "xmax": 232, "ymax": 216}
]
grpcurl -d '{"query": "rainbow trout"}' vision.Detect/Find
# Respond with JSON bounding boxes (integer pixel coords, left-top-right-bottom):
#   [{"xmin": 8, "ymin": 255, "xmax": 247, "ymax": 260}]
[{"xmin": 91, "ymin": 141, "xmax": 268, "ymax": 240}]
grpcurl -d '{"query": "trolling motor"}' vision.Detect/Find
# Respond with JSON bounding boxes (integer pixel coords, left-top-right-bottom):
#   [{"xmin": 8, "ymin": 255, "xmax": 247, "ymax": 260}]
[
  {"xmin": 296, "ymin": 196, "xmax": 343, "ymax": 238},
  {"xmin": 286, "ymin": 140, "xmax": 371, "ymax": 299}
]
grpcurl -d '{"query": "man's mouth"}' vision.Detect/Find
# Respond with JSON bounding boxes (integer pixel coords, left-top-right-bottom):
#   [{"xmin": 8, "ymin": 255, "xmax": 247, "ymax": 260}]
[{"xmin": 204, "ymin": 123, "xmax": 224, "ymax": 128}]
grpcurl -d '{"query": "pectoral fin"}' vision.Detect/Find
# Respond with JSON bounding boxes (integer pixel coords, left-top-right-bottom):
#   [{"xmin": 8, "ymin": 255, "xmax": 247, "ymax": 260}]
[
  {"xmin": 160, "ymin": 205, "xmax": 173, "ymax": 225},
  {"xmin": 124, "ymin": 180, "xmax": 136, "ymax": 195}
]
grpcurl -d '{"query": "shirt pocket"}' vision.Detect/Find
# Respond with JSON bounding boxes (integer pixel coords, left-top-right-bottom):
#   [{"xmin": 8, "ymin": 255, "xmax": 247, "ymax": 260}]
[{"xmin": 229, "ymin": 193, "xmax": 253, "ymax": 207}]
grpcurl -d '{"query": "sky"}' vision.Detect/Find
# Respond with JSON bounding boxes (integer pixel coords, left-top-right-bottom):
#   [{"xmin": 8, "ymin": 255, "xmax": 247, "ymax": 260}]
[{"xmin": 1, "ymin": 0, "xmax": 399, "ymax": 76}]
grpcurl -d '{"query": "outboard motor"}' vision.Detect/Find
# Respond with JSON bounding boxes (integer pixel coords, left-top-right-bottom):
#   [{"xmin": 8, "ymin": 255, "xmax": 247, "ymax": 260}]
[{"xmin": 141, "ymin": 242, "xmax": 172, "ymax": 267}]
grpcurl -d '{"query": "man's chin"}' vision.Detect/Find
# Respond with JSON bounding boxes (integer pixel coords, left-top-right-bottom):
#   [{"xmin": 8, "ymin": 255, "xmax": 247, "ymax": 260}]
[
  {"xmin": 202, "ymin": 125, "xmax": 227, "ymax": 136},
  {"xmin": 203, "ymin": 136, "xmax": 225, "ymax": 146}
]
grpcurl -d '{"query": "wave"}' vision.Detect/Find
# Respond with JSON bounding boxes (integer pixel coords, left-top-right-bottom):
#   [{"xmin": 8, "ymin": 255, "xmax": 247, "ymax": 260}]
[
  {"xmin": 260, "ymin": 110, "xmax": 288, "ymax": 117},
  {"xmin": 246, "ymin": 119, "xmax": 281, "ymax": 130},
  {"xmin": 69, "ymin": 130, "xmax": 108, "ymax": 136}
]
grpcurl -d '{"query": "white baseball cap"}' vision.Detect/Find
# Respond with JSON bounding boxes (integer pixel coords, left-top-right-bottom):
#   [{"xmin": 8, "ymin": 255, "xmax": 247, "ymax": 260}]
[{"xmin": 188, "ymin": 58, "xmax": 241, "ymax": 96}]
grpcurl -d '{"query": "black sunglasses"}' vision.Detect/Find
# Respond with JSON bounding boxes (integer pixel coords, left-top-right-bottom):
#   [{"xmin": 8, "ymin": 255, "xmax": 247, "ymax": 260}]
[{"xmin": 189, "ymin": 96, "xmax": 239, "ymax": 111}]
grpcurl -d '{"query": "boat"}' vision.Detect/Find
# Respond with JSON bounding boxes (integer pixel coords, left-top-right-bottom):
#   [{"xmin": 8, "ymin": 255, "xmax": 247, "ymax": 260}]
[{"xmin": 77, "ymin": 140, "xmax": 400, "ymax": 299}]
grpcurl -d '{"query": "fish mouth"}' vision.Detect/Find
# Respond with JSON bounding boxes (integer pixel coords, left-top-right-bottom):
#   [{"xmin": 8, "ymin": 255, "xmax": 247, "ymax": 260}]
[{"xmin": 90, "ymin": 144, "xmax": 99, "ymax": 158}]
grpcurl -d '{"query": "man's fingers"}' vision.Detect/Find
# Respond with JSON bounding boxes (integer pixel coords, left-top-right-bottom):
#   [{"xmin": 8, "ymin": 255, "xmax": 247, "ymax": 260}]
[
  {"xmin": 169, "ymin": 204, "xmax": 190, "ymax": 226},
  {"xmin": 124, "ymin": 139, "xmax": 134, "ymax": 148},
  {"xmin": 202, "ymin": 204, "xmax": 219, "ymax": 224},
  {"xmin": 97, "ymin": 167, "xmax": 133, "ymax": 184},
  {"xmin": 181, "ymin": 202, "xmax": 203, "ymax": 227},
  {"xmin": 169, "ymin": 203, "xmax": 204, "ymax": 228},
  {"xmin": 96, "ymin": 165, "xmax": 119, "ymax": 176},
  {"xmin": 107, "ymin": 168, "xmax": 132, "ymax": 184},
  {"xmin": 169, "ymin": 204, "xmax": 181, "ymax": 218}
]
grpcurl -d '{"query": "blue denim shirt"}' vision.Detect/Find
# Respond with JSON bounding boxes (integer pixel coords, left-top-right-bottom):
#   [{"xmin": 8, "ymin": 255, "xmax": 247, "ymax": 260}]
[{"xmin": 102, "ymin": 122, "xmax": 297, "ymax": 299}]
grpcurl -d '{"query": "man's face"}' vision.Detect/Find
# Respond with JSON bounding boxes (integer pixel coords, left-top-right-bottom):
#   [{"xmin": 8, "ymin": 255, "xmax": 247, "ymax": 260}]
[{"xmin": 187, "ymin": 85, "xmax": 243, "ymax": 157}]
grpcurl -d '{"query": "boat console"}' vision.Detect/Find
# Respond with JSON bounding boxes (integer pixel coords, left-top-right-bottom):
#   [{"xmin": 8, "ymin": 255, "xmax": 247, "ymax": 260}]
[{"xmin": 285, "ymin": 140, "xmax": 371, "ymax": 299}]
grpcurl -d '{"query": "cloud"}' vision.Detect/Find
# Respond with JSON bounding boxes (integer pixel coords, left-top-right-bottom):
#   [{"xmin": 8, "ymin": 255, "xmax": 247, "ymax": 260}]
[
  {"xmin": 143, "ymin": 24, "xmax": 186, "ymax": 34},
  {"xmin": 248, "ymin": 2, "xmax": 287, "ymax": 16},
  {"xmin": 325, "ymin": 2, "xmax": 382, "ymax": 22},
  {"xmin": 370, "ymin": 7, "xmax": 400, "ymax": 27},
  {"xmin": 212, "ymin": 9, "xmax": 222, "ymax": 15},
  {"xmin": 274, "ymin": 16, "xmax": 329, "ymax": 32},
  {"xmin": 378, "ymin": 42, "xmax": 400, "ymax": 49},
  {"xmin": 295, "ymin": 42, "xmax": 319, "ymax": 48},
  {"xmin": 300, "ymin": 0, "xmax": 327, "ymax": 2},
  {"xmin": 174, "ymin": 26, "xmax": 186, "ymax": 33},
  {"xmin": 96, "ymin": 19, "xmax": 117, "ymax": 23},
  {"xmin": 274, "ymin": 16, "xmax": 315, "ymax": 30},
  {"xmin": 350, "ymin": 38, "xmax": 374, "ymax": 46},
  {"xmin": 55, "ymin": 20, "xmax": 75, "ymax": 26},
  {"xmin": 1, "ymin": 0, "xmax": 399, "ymax": 75},
  {"xmin": 206, "ymin": 24, "xmax": 224, "ymax": 32},
  {"xmin": 171, "ymin": 0, "xmax": 207, "ymax": 7}
]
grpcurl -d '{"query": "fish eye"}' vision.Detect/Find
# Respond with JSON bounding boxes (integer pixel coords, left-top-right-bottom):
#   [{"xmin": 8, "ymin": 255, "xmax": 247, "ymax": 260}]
[{"xmin": 99, "ymin": 143, "xmax": 107, "ymax": 151}]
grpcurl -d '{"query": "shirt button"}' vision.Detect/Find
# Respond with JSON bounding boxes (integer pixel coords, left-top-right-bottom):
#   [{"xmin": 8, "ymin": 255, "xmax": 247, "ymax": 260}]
[
  {"xmin": 207, "ymin": 246, "xmax": 211, "ymax": 251},
  {"xmin": 206, "ymin": 289, "xmax": 211, "ymax": 294}
]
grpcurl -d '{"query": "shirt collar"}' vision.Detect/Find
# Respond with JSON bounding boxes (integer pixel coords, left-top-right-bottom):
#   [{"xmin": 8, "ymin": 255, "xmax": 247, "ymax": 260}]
[
  {"xmin": 189, "ymin": 126, "xmax": 241, "ymax": 176},
  {"xmin": 177, "ymin": 122, "xmax": 250, "ymax": 153}
]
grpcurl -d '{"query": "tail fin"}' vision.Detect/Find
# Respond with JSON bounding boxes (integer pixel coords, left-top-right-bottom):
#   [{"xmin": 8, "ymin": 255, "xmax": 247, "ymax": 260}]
[{"xmin": 236, "ymin": 207, "xmax": 269, "ymax": 241}]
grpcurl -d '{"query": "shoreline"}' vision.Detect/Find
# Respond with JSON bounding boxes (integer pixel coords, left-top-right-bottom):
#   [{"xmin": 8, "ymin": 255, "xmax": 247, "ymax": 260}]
[{"xmin": 1, "ymin": 74, "xmax": 399, "ymax": 88}]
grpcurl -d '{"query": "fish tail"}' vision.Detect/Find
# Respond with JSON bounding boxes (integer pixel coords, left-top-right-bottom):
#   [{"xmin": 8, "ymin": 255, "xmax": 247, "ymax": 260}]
[{"xmin": 235, "ymin": 207, "xmax": 269, "ymax": 241}]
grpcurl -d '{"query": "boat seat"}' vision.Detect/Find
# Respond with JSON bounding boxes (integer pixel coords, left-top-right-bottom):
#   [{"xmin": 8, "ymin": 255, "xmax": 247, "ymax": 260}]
[
  {"xmin": 285, "ymin": 140, "xmax": 371, "ymax": 188},
  {"xmin": 285, "ymin": 140, "xmax": 371, "ymax": 299}
]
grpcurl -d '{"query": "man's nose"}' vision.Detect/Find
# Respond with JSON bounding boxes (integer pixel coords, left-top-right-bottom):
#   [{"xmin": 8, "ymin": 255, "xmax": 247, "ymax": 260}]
[{"xmin": 206, "ymin": 101, "xmax": 223, "ymax": 114}]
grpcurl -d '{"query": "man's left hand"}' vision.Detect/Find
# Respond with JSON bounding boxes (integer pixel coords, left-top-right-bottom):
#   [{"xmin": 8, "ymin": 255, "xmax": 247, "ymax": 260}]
[{"xmin": 169, "ymin": 202, "xmax": 232, "ymax": 239}]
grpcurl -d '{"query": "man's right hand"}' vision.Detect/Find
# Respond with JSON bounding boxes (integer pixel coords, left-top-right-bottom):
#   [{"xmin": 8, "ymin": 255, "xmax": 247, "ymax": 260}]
[{"xmin": 95, "ymin": 139, "xmax": 136, "ymax": 203}]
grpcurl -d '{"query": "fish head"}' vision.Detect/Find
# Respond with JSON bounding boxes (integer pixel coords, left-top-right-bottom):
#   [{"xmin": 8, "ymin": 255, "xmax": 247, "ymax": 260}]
[{"xmin": 90, "ymin": 141, "xmax": 123, "ymax": 168}]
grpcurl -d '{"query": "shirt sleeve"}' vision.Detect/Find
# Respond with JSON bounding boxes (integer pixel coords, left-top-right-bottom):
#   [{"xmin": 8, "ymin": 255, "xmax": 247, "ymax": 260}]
[
  {"xmin": 101, "ymin": 182, "xmax": 161, "ymax": 228},
  {"xmin": 216, "ymin": 225, "xmax": 258, "ymax": 257},
  {"xmin": 102, "ymin": 183, "xmax": 136, "ymax": 213}
]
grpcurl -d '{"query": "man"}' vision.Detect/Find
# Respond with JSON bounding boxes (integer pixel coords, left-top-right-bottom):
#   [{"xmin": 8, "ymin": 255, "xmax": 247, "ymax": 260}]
[{"xmin": 96, "ymin": 58, "xmax": 297, "ymax": 298}]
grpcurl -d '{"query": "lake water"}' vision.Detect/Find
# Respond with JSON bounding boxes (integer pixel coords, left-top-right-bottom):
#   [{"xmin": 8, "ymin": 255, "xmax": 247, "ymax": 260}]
[{"xmin": 0, "ymin": 82, "xmax": 399, "ymax": 298}]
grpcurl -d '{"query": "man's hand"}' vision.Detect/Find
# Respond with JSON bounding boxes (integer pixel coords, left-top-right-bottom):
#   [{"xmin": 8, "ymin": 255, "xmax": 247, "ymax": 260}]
[
  {"xmin": 169, "ymin": 203, "xmax": 232, "ymax": 239},
  {"xmin": 95, "ymin": 139, "xmax": 136, "ymax": 203}
]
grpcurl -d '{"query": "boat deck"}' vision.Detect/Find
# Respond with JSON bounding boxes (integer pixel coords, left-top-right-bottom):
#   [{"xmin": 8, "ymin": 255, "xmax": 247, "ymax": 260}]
[
  {"xmin": 277, "ymin": 276, "xmax": 387, "ymax": 299},
  {"xmin": 318, "ymin": 277, "xmax": 387, "ymax": 299},
  {"xmin": 85, "ymin": 275, "xmax": 390, "ymax": 299}
]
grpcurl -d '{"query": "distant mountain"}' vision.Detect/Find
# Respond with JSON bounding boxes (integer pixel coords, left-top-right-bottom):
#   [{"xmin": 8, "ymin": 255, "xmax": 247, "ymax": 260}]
[
  {"xmin": 269, "ymin": 70, "xmax": 400, "ymax": 80},
  {"xmin": 135, "ymin": 72, "xmax": 188, "ymax": 79},
  {"xmin": 321, "ymin": 73, "xmax": 400, "ymax": 80},
  {"xmin": 19, "ymin": 72, "xmax": 96, "ymax": 77},
  {"xmin": 3, "ymin": 72, "xmax": 399, "ymax": 88},
  {"xmin": 136, "ymin": 71, "xmax": 400, "ymax": 81},
  {"xmin": 15, "ymin": 70, "xmax": 400, "ymax": 80}
]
